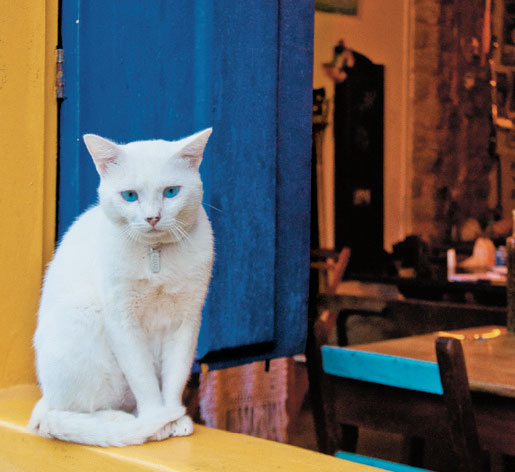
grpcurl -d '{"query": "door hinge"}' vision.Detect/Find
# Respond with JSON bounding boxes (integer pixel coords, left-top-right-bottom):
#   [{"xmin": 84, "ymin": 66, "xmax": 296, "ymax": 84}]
[{"xmin": 56, "ymin": 48, "xmax": 65, "ymax": 99}]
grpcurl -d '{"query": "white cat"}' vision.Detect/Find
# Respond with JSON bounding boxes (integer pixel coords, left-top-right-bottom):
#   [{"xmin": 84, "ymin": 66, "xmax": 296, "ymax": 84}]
[{"xmin": 28, "ymin": 129, "xmax": 214, "ymax": 447}]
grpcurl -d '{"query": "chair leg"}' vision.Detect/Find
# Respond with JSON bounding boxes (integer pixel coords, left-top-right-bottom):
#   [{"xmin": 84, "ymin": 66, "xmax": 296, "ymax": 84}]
[
  {"xmin": 402, "ymin": 436, "xmax": 425, "ymax": 468},
  {"xmin": 336, "ymin": 311, "xmax": 349, "ymax": 346},
  {"xmin": 339, "ymin": 424, "xmax": 359, "ymax": 452},
  {"xmin": 502, "ymin": 453, "xmax": 515, "ymax": 471},
  {"xmin": 305, "ymin": 313, "xmax": 331, "ymax": 453},
  {"xmin": 306, "ymin": 265, "xmax": 339, "ymax": 453}
]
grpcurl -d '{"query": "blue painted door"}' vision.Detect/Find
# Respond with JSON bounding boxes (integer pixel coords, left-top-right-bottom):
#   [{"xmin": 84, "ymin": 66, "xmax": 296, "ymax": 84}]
[{"xmin": 59, "ymin": 0, "xmax": 313, "ymax": 368}]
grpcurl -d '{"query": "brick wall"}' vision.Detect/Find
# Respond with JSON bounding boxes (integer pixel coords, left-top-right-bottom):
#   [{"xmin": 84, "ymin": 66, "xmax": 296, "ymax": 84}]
[{"xmin": 412, "ymin": 0, "xmax": 494, "ymax": 244}]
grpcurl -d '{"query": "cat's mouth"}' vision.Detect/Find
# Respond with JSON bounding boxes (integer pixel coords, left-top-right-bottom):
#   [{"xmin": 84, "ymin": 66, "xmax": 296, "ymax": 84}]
[
  {"xmin": 129, "ymin": 222, "xmax": 185, "ymax": 245},
  {"xmin": 142, "ymin": 228, "xmax": 167, "ymax": 238},
  {"xmin": 135, "ymin": 227, "xmax": 177, "ymax": 245}
]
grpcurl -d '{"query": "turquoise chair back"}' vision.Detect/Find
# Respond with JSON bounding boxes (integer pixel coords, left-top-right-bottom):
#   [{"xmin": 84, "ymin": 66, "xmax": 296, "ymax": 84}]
[
  {"xmin": 321, "ymin": 346, "xmax": 443, "ymax": 395},
  {"xmin": 320, "ymin": 338, "xmax": 482, "ymax": 472},
  {"xmin": 321, "ymin": 345, "xmax": 439, "ymax": 471}
]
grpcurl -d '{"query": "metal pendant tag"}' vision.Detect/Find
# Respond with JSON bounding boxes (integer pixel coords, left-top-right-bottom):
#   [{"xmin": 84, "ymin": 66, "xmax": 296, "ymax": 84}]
[{"xmin": 149, "ymin": 247, "xmax": 160, "ymax": 273}]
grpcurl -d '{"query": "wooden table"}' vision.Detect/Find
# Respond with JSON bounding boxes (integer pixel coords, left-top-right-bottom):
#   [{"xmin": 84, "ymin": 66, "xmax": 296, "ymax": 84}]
[
  {"xmin": 337, "ymin": 326, "xmax": 515, "ymax": 457},
  {"xmin": 318, "ymin": 281, "xmax": 506, "ymax": 342}
]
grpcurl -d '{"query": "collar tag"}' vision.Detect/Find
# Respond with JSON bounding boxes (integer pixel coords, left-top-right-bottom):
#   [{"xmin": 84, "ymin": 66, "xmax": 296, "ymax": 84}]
[{"xmin": 149, "ymin": 247, "xmax": 161, "ymax": 273}]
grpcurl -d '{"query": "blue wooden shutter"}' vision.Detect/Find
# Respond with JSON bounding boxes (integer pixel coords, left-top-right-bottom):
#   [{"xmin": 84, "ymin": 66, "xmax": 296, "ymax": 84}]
[{"xmin": 59, "ymin": 0, "xmax": 313, "ymax": 367}]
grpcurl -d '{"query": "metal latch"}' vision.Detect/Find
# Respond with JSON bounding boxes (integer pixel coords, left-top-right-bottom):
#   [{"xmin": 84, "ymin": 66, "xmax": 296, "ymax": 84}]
[{"xmin": 56, "ymin": 48, "xmax": 64, "ymax": 99}]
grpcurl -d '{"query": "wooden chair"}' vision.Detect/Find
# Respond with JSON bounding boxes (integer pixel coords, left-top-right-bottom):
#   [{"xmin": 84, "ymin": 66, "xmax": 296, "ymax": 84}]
[
  {"xmin": 310, "ymin": 247, "xmax": 351, "ymax": 294},
  {"xmin": 306, "ymin": 247, "xmax": 351, "ymax": 453},
  {"xmin": 320, "ymin": 337, "xmax": 484, "ymax": 471}
]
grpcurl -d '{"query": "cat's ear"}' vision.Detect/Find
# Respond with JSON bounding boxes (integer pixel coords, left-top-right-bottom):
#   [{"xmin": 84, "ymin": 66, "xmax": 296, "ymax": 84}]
[
  {"xmin": 178, "ymin": 128, "xmax": 212, "ymax": 169},
  {"xmin": 83, "ymin": 134, "xmax": 120, "ymax": 177}
]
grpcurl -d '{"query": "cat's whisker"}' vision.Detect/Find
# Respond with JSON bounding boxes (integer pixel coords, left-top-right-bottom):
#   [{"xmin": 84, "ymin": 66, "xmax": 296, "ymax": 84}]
[
  {"xmin": 122, "ymin": 225, "xmax": 136, "ymax": 243},
  {"xmin": 173, "ymin": 221, "xmax": 194, "ymax": 246},
  {"xmin": 202, "ymin": 202, "xmax": 223, "ymax": 214},
  {"xmin": 169, "ymin": 226, "xmax": 183, "ymax": 245},
  {"xmin": 175, "ymin": 218, "xmax": 190, "ymax": 235},
  {"xmin": 118, "ymin": 225, "xmax": 133, "ymax": 252},
  {"xmin": 179, "ymin": 229, "xmax": 193, "ymax": 246},
  {"xmin": 173, "ymin": 228, "xmax": 188, "ymax": 245},
  {"xmin": 166, "ymin": 223, "xmax": 187, "ymax": 247},
  {"xmin": 119, "ymin": 235, "xmax": 129, "ymax": 253},
  {"xmin": 125, "ymin": 226, "xmax": 144, "ymax": 247},
  {"xmin": 169, "ymin": 226, "xmax": 179, "ymax": 243}
]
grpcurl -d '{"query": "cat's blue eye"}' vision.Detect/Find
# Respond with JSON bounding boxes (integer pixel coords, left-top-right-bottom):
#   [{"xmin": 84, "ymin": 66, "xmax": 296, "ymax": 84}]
[
  {"xmin": 121, "ymin": 190, "xmax": 138, "ymax": 202},
  {"xmin": 164, "ymin": 186, "xmax": 180, "ymax": 198}
]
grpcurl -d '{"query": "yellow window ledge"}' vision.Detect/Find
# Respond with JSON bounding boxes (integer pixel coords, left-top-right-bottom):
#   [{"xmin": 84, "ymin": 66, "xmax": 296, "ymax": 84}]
[{"xmin": 0, "ymin": 384, "xmax": 379, "ymax": 471}]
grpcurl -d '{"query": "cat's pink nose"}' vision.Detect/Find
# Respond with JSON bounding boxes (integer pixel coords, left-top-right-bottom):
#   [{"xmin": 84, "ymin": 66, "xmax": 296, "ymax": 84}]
[{"xmin": 146, "ymin": 216, "xmax": 161, "ymax": 227}]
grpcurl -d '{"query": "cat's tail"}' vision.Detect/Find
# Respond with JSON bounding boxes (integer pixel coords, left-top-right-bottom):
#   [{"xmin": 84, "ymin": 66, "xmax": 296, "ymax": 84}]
[{"xmin": 28, "ymin": 398, "xmax": 185, "ymax": 447}]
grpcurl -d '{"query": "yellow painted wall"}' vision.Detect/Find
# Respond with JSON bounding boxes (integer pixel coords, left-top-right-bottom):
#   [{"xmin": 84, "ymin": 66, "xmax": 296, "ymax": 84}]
[{"xmin": 0, "ymin": 0, "xmax": 58, "ymax": 387}]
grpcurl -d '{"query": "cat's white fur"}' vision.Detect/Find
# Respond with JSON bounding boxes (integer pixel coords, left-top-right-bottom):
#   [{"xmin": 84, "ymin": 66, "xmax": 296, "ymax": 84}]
[{"xmin": 28, "ymin": 129, "xmax": 214, "ymax": 447}]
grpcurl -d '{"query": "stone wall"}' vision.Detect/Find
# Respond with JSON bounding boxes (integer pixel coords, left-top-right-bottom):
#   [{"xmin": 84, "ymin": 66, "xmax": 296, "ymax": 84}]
[{"xmin": 411, "ymin": 0, "xmax": 494, "ymax": 244}]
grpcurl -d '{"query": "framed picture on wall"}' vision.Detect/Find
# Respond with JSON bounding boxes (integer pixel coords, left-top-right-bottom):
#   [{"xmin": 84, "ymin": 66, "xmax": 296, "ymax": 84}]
[{"xmin": 315, "ymin": 0, "xmax": 358, "ymax": 16}]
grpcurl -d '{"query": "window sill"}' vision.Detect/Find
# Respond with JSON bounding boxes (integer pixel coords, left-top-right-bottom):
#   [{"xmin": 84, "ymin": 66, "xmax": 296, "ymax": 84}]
[{"xmin": 0, "ymin": 384, "xmax": 350, "ymax": 471}]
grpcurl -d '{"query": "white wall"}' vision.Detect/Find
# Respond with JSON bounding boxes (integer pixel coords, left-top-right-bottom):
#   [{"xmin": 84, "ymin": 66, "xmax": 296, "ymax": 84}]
[{"xmin": 313, "ymin": 1, "xmax": 412, "ymax": 251}]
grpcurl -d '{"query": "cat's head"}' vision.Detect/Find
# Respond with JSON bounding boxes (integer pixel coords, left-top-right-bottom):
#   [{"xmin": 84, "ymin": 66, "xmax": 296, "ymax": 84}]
[{"xmin": 83, "ymin": 128, "xmax": 212, "ymax": 245}]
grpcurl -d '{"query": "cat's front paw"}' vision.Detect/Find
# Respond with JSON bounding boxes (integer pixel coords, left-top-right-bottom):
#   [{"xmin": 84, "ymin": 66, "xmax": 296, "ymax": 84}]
[
  {"xmin": 170, "ymin": 414, "xmax": 194, "ymax": 437},
  {"xmin": 148, "ymin": 415, "xmax": 194, "ymax": 441},
  {"xmin": 149, "ymin": 421, "xmax": 175, "ymax": 441}
]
